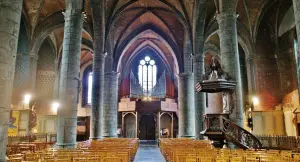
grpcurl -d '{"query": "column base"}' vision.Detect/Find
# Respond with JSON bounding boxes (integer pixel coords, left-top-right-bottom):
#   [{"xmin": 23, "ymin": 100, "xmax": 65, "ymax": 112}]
[
  {"xmin": 102, "ymin": 135, "xmax": 118, "ymax": 138},
  {"xmin": 54, "ymin": 143, "xmax": 77, "ymax": 148},
  {"xmin": 89, "ymin": 137, "xmax": 102, "ymax": 140},
  {"xmin": 178, "ymin": 135, "xmax": 195, "ymax": 138}
]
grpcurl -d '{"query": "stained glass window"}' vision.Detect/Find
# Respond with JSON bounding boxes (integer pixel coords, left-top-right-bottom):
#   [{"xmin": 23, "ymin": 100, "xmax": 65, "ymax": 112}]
[{"xmin": 138, "ymin": 56, "xmax": 157, "ymax": 95}]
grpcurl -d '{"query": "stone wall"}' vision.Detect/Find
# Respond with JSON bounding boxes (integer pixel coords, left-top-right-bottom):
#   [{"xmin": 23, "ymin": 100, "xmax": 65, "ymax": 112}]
[
  {"xmin": 254, "ymin": 7, "xmax": 297, "ymax": 111},
  {"xmin": 13, "ymin": 20, "xmax": 30, "ymax": 103},
  {"xmin": 36, "ymin": 115, "xmax": 57, "ymax": 133},
  {"xmin": 255, "ymin": 24, "xmax": 281, "ymax": 110},
  {"xmin": 36, "ymin": 38, "xmax": 56, "ymax": 100}
]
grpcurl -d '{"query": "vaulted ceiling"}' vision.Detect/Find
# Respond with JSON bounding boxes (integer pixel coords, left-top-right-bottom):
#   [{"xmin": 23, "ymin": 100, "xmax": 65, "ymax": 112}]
[{"xmin": 21, "ymin": 0, "xmax": 295, "ymax": 71}]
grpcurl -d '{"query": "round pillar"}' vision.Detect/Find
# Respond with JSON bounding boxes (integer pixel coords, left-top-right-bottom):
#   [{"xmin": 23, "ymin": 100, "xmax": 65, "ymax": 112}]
[
  {"xmin": 56, "ymin": 3, "xmax": 83, "ymax": 148},
  {"xmin": 0, "ymin": 0, "xmax": 23, "ymax": 160},
  {"xmin": 193, "ymin": 54, "xmax": 206, "ymax": 139},
  {"xmin": 90, "ymin": 54, "xmax": 105, "ymax": 139},
  {"xmin": 293, "ymin": 0, "xmax": 300, "ymax": 102},
  {"xmin": 178, "ymin": 73, "xmax": 195, "ymax": 138},
  {"xmin": 102, "ymin": 72, "xmax": 118, "ymax": 138},
  {"xmin": 216, "ymin": 12, "xmax": 244, "ymax": 127}
]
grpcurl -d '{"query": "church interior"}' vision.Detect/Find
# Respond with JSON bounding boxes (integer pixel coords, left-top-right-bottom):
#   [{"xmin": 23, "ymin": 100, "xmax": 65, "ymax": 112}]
[{"xmin": 2, "ymin": 0, "xmax": 300, "ymax": 161}]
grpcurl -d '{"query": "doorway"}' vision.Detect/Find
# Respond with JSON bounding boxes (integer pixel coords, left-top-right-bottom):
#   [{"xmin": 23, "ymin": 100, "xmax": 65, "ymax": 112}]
[
  {"xmin": 139, "ymin": 114, "xmax": 156, "ymax": 140},
  {"xmin": 124, "ymin": 113, "xmax": 136, "ymax": 138}
]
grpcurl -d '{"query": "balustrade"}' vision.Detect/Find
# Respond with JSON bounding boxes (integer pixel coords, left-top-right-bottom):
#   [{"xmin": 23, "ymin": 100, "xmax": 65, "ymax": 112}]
[{"xmin": 203, "ymin": 114, "xmax": 263, "ymax": 149}]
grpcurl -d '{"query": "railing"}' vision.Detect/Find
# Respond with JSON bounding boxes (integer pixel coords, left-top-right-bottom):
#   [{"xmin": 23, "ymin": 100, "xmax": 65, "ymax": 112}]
[
  {"xmin": 203, "ymin": 114, "xmax": 263, "ymax": 149},
  {"xmin": 257, "ymin": 135, "xmax": 300, "ymax": 150},
  {"xmin": 221, "ymin": 116, "xmax": 263, "ymax": 149},
  {"xmin": 8, "ymin": 133, "xmax": 57, "ymax": 145}
]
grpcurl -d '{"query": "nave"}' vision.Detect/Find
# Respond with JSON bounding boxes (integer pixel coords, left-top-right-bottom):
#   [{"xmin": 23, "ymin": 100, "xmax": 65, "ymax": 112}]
[
  {"xmin": 133, "ymin": 141, "xmax": 166, "ymax": 162},
  {"xmin": 8, "ymin": 138, "xmax": 300, "ymax": 162},
  {"xmin": 3, "ymin": 0, "xmax": 300, "ymax": 161}
]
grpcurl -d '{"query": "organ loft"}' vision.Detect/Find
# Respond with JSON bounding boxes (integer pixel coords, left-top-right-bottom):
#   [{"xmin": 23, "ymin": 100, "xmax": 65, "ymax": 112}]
[{"xmin": 1, "ymin": 0, "xmax": 300, "ymax": 161}]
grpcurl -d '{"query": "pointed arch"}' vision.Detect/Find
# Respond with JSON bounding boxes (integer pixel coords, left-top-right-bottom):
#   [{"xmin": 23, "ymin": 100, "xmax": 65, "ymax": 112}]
[
  {"xmin": 118, "ymin": 40, "xmax": 179, "ymax": 79},
  {"xmin": 114, "ymin": 24, "xmax": 183, "ymax": 72}
]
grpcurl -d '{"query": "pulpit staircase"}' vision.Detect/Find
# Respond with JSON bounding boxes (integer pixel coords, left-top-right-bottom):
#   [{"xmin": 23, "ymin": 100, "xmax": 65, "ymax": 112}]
[
  {"xmin": 196, "ymin": 57, "xmax": 263, "ymax": 149},
  {"xmin": 201, "ymin": 114, "xmax": 263, "ymax": 149}
]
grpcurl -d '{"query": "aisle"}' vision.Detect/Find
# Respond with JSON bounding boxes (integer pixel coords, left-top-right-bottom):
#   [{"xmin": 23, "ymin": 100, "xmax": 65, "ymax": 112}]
[{"xmin": 133, "ymin": 141, "xmax": 166, "ymax": 162}]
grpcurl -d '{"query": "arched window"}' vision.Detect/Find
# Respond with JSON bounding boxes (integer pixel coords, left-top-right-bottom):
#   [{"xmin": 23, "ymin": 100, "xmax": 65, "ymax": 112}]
[
  {"xmin": 87, "ymin": 72, "xmax": 93, "ymax": 104},
  {"xmin": 82, "ymin": 64, "xmax": 92, "ymax": 107},
  {"xmin": 138, "ymin": 56, "xmax": 157, "ymax": 96}
]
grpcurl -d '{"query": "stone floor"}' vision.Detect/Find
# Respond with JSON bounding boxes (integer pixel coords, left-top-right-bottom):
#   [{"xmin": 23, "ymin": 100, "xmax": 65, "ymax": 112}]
[{"xmin": 133, "ymin": 140, "xmax": 166, "ymax": 162}]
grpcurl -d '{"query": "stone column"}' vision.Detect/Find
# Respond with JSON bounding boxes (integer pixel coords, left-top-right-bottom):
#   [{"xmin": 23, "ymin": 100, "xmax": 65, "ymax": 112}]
[
  {"xmin": 56, "ymin": 1, "xmax": 83, "ymax": 148},
  {"xmin": 184, "ymin": 34, "xmax": 193, "ymax": 73},
  {"xmin": 90, "ymin": 0, "xmax": 106, "ymax": 140},
  {"xmin": 90, "ymin": 53, "xmax": 105, "ymax": 139},
  {"xmin": 292, "ymin": 0, "xmax": 300, "ymax": 102},
  {"xmin": 0, "ymin": 0, "xmax": 23, "ymax": 161},
  {"xmin": 178, "ymin": 73, "xmax": 195, "ymax": 138},
  {"xmin": 216, "ymin": 10, "xmax": 244, "ymax": 127},
  {"xmin": 193, "ymin": 54, "xmax": 206, "ymax": 139},
  {"xmin": 102, "ymin": 72, "xmax": 118, "ymax": 138},
  {"xmin": 193, "ymin": 4, "xmax": 207, "ymax": 138}
]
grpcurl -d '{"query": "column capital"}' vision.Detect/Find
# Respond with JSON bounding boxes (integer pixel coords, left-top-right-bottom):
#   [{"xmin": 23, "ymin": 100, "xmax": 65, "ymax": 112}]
[
  {"xmin": 216, "ymin": 11, "xmax": 237, "ymax": 22},
  {"xmin": 104, "ymin": 71, "xmax": 119, "ymax": 76},
  {"xmin": 178, "ymin": 72, "xmax": 194, "ymax": 78},
  {"xmin": 193, "ymin": 53, "xmax": 205, "ymax": 60},
  {"xmin": 245, "ymin": 54, "xmax": 256, "ymax": 61},
  {"xmin": 63, "ymin": 9, "xmax": 84, "ymax": 20},
  {"xmin": 29, "ymin": 54, "xmax": 39, "ymax": 60},
  {"xmin": 93, "ymin": 52, "xmax": 107, "ymax": 62},
  {"xmin": 16, "ymin": 52, "xmax": 28, "ymax": 57}
]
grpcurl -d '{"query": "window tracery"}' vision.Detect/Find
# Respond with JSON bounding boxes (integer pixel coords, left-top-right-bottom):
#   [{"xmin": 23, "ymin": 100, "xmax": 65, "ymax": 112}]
[{"xmin": 138, "ymin": 56, "xmax": 157, "ymax": 96}]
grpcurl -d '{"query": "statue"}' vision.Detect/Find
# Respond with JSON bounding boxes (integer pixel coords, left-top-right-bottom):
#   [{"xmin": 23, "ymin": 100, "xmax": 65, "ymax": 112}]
[
  {"xmin": 29, "ymin": 102, "xmax": 37, "ymax": 130},
  {"xmin": 202, "ymin": 56, "xmax": 231, "ymax": 81}
]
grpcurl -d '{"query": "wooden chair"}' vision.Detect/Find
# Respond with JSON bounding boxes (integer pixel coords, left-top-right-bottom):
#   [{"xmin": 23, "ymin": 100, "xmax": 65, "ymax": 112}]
[
  {"xmin": 245, "ymin": 157, "xmax": 259, "ymax": 162},
  {"xmin": 86, "ymin": 157, "xmax": 100, "ymax": 162},
  {"xmin": 8, "ymin": 154, "xmax": 23, "ymax": 159},
  {"xmin": 56, "ymin": 159, "xmax": 71, "ymax": 162},
  {"xmin": 187, "ymin": 156, "xmax": 201, "ymax": 162},
  {"xmin": 102, "ymin": 157, "xmax": 122, "ymax": 162},
  {"xmin": 73, "ymin": 158, "xmax": 86, "ymax": 162},
  {"xmin": 200, "ymin": 157, "xmax": 214, "ymax": 162},
  {"xmin": 41, "ymin": 159, "xmax": 55, "ymax": 162},
  {"xmin": 215, "ymin": 157, "xmax": 229, "ymax": 162},
  {"xmin": 7, "ymin": 158, "xmax": 22, "ymax": 162},
  {"xmin": 230, "ymin": 157, "xmax": 243, "ymax": 162}
]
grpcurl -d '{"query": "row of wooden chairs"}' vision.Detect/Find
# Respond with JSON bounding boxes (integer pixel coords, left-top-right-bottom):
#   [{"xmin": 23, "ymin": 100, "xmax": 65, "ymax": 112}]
[
  {"xmin": 159, "ymin": 138, "xmax": 300, "ymax": 162},
  {"xmin": 7, "ymin": 142, "xmax": 54, "ymax": 156},
  {"xmin": 8, "ymin": 138, "xmax": 139, "ymax": 162}
]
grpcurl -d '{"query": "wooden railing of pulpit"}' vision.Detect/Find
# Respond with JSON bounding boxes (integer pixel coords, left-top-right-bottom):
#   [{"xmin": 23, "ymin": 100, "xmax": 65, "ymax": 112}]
[{"xmin": 203, "ymin": 114, "xmax": 263, "ymax": 149}]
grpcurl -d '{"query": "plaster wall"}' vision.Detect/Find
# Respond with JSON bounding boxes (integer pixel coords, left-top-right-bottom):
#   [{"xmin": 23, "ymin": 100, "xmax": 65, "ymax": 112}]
[
  {"xmin": 252, "ymin": 111, "xmax": 285, "ymax": 135},
  {"xmin": 36, "ymin": 115, "xmax": 57, "ymax": 133}
]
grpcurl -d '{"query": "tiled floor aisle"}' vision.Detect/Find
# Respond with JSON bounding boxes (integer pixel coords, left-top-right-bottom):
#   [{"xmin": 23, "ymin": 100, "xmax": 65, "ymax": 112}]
[{"xmin": 133, "ymin": 141, "xmax": 166, "ymax": 162}]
